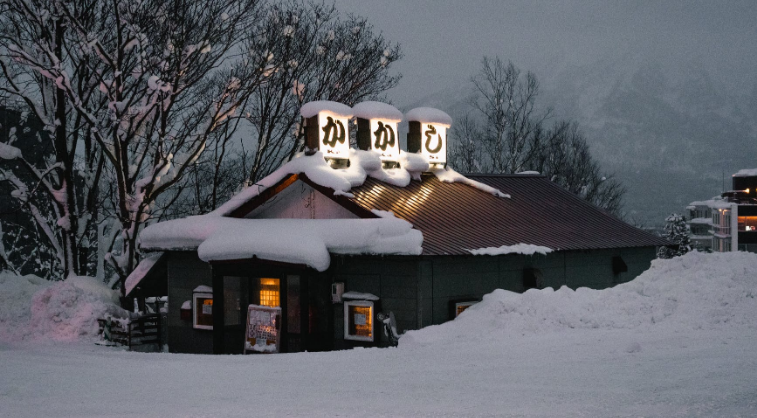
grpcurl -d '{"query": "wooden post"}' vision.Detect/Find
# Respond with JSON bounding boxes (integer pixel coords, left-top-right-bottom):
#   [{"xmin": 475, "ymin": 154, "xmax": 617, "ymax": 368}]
[{"xmin": 212, "ymin": 270, "xmax": 225, "ymax": 354}]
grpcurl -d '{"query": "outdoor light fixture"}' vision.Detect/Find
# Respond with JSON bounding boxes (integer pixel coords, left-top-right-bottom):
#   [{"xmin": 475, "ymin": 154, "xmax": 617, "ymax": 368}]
[
  {"xmin": 301, "ymin": 101, "xmax": 353, "ymax": 161},
  {"xmin": 353, "ymin": 101, "xmax": 403, "ymax": 165},
  {"xmin": 406, "ymin": 107, "xmax": 452, "ymax": 167}
]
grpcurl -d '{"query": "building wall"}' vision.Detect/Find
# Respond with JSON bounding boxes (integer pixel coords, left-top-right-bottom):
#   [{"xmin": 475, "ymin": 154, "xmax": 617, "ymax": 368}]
[
  {"xmin": 331, "ymin": 247, "xmax": 657, "ymax": 336},
  {"xmin": 330, "ymin": 256, "xmax": 419, "ymax": 349},
  {"xmin": 166, "ymin": 252, "xmax": 214, "ymax": 354}
]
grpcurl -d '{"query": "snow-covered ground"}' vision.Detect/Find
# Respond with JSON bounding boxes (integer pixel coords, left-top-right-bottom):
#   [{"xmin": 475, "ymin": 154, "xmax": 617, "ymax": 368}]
[{"xmin": 1, "ymin": 252, "xmax": 756, "ymax": 417}]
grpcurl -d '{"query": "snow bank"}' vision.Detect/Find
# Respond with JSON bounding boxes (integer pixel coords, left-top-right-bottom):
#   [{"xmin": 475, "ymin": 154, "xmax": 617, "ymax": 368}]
[
  {"xmin": 352, "ymin": 101, "xmax": 403, "ymax": 121},
  {"xmin": 0, "ymin": 272, "xmax": 49, "ymax": 336},
  {"xmin": 405, "ymin": 107, "xmax": 453, "ymax": 126},
  {"xmin": 401, "ymin": 251, "xmax": 757, "ymax": 348},
  {"xmin": 0, "ymin": 272, "xmax": 128, "ymax": 342},
  {"xmin": 468, "ymin": 244, "xmax": 553, "ymax": 256},
  {"xmin": 300, "ymin": 100, "xmax": 353, "ymax": 118}
]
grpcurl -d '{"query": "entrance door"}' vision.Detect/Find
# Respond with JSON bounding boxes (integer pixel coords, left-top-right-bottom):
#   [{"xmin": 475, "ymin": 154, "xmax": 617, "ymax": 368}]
[{"xmin": 285, "ymin": 275, "xmax": 307, "ymax": 352}]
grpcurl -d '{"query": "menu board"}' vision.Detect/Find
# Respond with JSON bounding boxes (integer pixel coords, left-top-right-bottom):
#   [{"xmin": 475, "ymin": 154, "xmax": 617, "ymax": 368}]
[{"xmin": 244, "ymin": 304, "xmax": 281, "ymax": 354}]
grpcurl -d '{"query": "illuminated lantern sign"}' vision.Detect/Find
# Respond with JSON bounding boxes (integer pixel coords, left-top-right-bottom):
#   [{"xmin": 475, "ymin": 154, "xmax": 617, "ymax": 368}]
[
  {"xmin": 353, "ymin": 101, "xmax": 403, "ymax": 163},
  {"xmin": 300, "ymin": 101, "xmax": 353, "ymax": 160},
  {"xmin": 406, "ymin": 107, "xmax": 452, "ymax": 165}
]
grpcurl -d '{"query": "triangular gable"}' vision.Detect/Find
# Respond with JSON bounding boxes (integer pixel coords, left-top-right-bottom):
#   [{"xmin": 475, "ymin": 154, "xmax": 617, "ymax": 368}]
[{"xmin": 227, "ymin": 173, "xmax": 376, "ymax": 219}]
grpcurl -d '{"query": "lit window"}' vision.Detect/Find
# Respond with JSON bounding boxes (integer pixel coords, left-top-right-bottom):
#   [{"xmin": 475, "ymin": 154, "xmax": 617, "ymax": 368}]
[
  {"xmin": 344, "ymin": 300, "xmax": 374, "ymax": 342},
  {"xmin": 193, "ymin": 292, "xmax": 213, "ymax": 330},
  {"xmin": 454, "ymin": 301, "xmax": 477, "ymax": 318},
  {"xmin": 259, "ymin": 278, "xmax": 280, "ymax": 307}
]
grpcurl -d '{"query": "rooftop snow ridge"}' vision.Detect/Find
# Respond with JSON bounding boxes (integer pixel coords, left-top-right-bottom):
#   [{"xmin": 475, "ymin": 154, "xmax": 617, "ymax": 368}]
[
  {"xmin": 352, "ymin": 101, "xmax": 403, "ymax": 121},
  {"xmin": 405, "ymin": 107, "xmax": 453, "ymax": 126},
  {"xmin": 212, "ymin": 150, "xmax": 508, "ymax": 217},
  {"xmin": 733, "ymin": 168, "xmax": 757, "ymax": 177},
  {"xmin": 300, "ymin": 100, "xmax": 353, "ymax": 118}
]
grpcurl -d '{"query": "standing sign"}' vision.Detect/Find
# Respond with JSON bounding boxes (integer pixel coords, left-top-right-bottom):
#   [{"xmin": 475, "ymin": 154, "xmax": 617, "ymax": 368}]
[{"xmin": 244, "ymin": 304, "xmax": 281, "ymax": 354}]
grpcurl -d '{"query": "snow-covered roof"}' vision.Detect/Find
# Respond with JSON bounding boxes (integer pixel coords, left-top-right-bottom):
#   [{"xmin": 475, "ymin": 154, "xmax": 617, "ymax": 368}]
[
  {"xmin": 124, "ymin": 252, "xmax": 164, "ymax": 297},
  {"xmin": 141, "ymin": 217, "xmax": 422, "ymax": 272},
  {"xmin": 211, "ymin": 150, "xmax": 507, "ymax": 217},
  {"xmin": 138, "ymin": 150, "xmax": 512, "ymax": 270},
  {"xmin": 688, "ymin": 198, "xmax": 725, "ymax": 208},
  {"xmin": 352, "ymin": 101, "xmax": 403, "ymax": 122},
  {"xmin": 300, "ymin": 101, "xmax": 353, "ymax": 118},
  {"xmin": 405, "ymin": 107, "xmax": 453, "ymax": 127},
  {"xmin": 733, "ymin": 168, "xmax": 757, "ymax": 177}
]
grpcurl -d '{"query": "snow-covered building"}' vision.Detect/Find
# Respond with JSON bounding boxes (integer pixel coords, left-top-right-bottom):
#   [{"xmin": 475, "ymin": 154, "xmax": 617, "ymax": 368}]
[
  {"xmin": 686, "ymin": 169, "xmax": 757, "ymax": 253},
  {"xmin": 127, "ymin": 102, "xmax": 667, "ymax": 354},
  {"xmin": 686, "ymin": 200, "xmax": 717, "ymax": 251}
]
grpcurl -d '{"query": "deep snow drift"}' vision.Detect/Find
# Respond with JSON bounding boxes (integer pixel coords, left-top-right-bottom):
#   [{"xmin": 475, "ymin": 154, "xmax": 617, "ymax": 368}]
[
  {"xmin": 0, "ymin": 272, "xmax": 127, "ymax": 342},
  {"xmin": 402, "ymin": 251, "xmax": 757, "ymax": 348},
  {"xmin": 1, "ymin": 252, "xmax": 756, "ymax": 417}
]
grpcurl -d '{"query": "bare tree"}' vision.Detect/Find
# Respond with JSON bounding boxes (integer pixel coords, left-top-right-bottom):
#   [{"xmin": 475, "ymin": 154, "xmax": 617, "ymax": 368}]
[
  {"xmin": 448, "ymin": 115, "xmax": 483, "ymax": 173},
  {"xmin": 531, "ymin": 121, "xmax": 625, "ymax": 214},
  {"xmin": 470, "ymin": 57, "xmax": 547, "ymax": 174},
  {"xmin": 1, "ymin": 0, "xmax": 271, "ymax": 290},
  {"xmin": 241, "ymin": 0, "xmax": 402, "ymax": 182},
  {"xmin": 459, "ymin": 57, "xmax": 625, "ymax": 215}
]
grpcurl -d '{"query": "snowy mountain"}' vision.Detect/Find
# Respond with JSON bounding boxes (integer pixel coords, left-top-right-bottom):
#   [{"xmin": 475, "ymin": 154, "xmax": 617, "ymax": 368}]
[{"xmin": 403, "ymin": 55, "xmax": 757, "ymax": 225}]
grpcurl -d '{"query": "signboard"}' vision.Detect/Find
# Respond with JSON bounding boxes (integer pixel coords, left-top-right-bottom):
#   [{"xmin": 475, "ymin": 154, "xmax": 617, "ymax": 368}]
[
  {"xmin": 420, "ymin": 123, "xmax": 446, "ymax": 164},
  {"xmin": 318, "ymin": 113, "xmax": 350, "ymax": 159},
  {"xmin": 370, "ymin": 119, "xmax": 400, "ymax": 162},
  {"xmin": 245, "ymin": 304, "xmax": 281, "ymax": 354}
]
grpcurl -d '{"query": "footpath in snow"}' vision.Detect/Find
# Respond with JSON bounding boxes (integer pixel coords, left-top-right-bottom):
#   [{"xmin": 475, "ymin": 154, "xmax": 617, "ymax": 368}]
[{"xmin": 1, "ymin": 251, "xmax": 756, "ymax": 417}]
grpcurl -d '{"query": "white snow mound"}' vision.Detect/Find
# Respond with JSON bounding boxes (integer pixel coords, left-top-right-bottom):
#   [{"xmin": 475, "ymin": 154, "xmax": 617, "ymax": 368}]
[
  {"xmin": 0, "ymin": 272, "xmax": 128, "ymax": 342},
  {"xmin": 400, "ymin": 251, "xmax": 757, "ymax": 348}
]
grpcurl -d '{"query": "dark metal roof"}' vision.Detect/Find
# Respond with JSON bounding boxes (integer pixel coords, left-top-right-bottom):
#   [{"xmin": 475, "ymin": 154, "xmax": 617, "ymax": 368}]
[{"xmin": 347, "ymin": 174, "xmax": 668, "ymax": 255}]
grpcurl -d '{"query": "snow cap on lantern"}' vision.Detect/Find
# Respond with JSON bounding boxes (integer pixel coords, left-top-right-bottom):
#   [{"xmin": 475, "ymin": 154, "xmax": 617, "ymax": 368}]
[
  {"xmin": 406, "ymin": 107, "xmax": 452, "ymax": 166},
  {"xmin": 353, "ymin": 101, "xmax": 403, "ymax": 165},
  {"xmin": 301, "ymin": 101, "xmax": 353, "ymax": 160}
]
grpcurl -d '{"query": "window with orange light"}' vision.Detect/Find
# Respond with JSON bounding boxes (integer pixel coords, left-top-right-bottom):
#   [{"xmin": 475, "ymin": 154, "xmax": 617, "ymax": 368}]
[
  {"xmin": 738, "ymin": 216, "xmax": 757, "ymax": 232},
  {"xmin": 259, "ymin": 278, "xmax": 280, "ymax": 307},
  {"xmin": 193, "ymin": 292, "xmax": 213, "ymax": 330},
  {"xmin": 344, "ymin": 301, "xmax": 374, "ymax": 341}
]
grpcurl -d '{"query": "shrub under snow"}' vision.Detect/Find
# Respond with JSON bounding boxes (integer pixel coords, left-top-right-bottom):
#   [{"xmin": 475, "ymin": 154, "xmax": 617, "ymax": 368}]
[
  {"xmin": 401, "ymin": 251, "xmax": 757, "ymax": 348},
  {"xmin": 0, "ymin": 272, "xmax": 128, "ymax": 342}
]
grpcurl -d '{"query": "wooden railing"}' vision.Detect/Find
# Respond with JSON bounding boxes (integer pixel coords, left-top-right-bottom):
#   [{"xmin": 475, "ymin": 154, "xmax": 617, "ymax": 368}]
[{"xmin": 98, "ymin": 314, "xmax": 162, "ymax": 351}]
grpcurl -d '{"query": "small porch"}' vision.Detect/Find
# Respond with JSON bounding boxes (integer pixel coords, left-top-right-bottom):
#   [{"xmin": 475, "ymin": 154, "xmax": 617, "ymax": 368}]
[{"xmin": 209, "ymin": 259, "xmax": 333, "ymax": 354}]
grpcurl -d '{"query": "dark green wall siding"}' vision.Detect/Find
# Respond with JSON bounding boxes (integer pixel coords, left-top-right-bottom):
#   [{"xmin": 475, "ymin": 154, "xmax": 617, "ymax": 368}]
[
  {"xmin": 164, "ymin": 246, "xmax": 657, "ymax": 353},
  {"xmin": 166, "ymin": 252, "xmax": 213, "ymax": 354}
]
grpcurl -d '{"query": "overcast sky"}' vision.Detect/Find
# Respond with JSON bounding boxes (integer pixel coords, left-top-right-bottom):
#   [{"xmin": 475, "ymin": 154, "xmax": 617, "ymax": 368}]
[{"xmin": 332, "ymin": 0, "xmax": 757, "ymax": 107}]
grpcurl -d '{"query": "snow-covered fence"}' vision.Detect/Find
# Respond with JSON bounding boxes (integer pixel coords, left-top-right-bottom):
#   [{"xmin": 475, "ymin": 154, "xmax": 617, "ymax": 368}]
[{"xmin": 98, "ymin": 314, "xmax": 162, "ymax": 351}]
